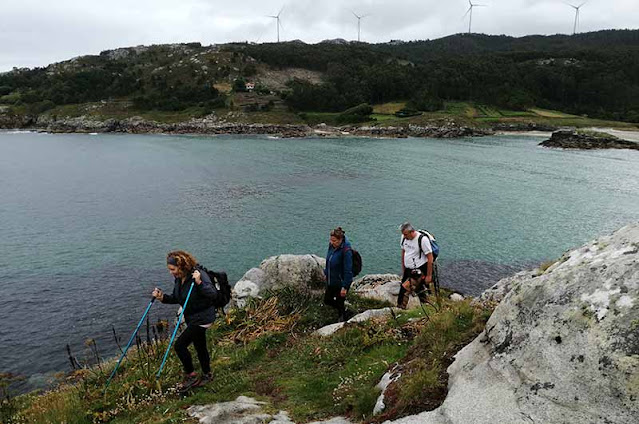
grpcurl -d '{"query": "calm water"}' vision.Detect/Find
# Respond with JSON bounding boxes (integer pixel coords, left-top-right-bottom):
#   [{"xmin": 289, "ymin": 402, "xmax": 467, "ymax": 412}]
[{"xmin": 1, "ymin": 131, "xmax": 638, "ymax": 390}]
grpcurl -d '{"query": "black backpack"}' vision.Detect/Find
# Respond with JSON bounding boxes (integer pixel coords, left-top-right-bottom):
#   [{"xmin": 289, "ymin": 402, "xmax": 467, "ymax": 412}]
[
  {"xmin": 343, "ymin": 247, "xmax": 363, "ymax": 277},
  {"xmin": 200, "ymin": 266, "xmax": 232, "ymax": 308}
]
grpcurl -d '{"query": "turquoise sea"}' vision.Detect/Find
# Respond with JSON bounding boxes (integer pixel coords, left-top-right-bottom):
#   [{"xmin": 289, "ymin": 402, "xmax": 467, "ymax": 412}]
[{"xmin": 1, "ymin": 131, "xmax": 638, "ymax": 389}]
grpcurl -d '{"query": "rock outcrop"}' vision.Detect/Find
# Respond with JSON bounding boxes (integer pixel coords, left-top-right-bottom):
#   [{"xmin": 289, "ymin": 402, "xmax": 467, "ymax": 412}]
[
  {"xmin": 26, "ymin": 115, "xmax": 313, "ymax": 138},
  {"xmin": 540, "ymin": 129, "xmax": 639, "ymax": 150},
  {"xmin": 351, "ymin": 274, "xmax": 403, "ymax": 305},
  {"xmin": 188, "ymin": 396, "xmax": 352, "ymax": 424},
  {"xmin": 476, "ymin": 269, "xmax": 539, "ymax": 305},
  {"xmin": 315, "ymin": 307, "xmax": 400, "ymax": 337},
  {"xmin": 373, "ymin": 367, "xmax": 402, "ymax": 416},
  {"xmin": 259, "ymin": 254, "xmax": 326, "ymax": 290},
  {"xmin": 383, "ymin": 223, "xmax": 639, "ymax": 424},
  {"xmin": 232, "ymin": 254, "xmax": 326, "ymax": 307},
  {"xmin": 492, "ymin": 122, "xmax": 558, "ymax": 132},
  {"xmin": 341, "ymin": 124, "xmax": 491, "ymax": 138}
]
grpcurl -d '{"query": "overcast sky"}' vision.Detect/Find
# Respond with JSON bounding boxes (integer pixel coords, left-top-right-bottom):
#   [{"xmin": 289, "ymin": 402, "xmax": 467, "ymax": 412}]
[{"xmin": 1, "ymin": 0, "xmax": 637, "ymax": 71}]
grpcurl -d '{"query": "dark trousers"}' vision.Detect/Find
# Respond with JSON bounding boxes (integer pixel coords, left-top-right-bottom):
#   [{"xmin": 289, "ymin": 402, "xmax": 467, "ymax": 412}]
[
  {"xmin": 397, "ymin": 263, "xmax": 437, "ymax": 309},
  {"xmin": 324, "ymin": 285, "xmax": 346, "ymax": 317},
  {"xmin": 174, "ymin": 324, "xmax": 210, "ymax": 374}
]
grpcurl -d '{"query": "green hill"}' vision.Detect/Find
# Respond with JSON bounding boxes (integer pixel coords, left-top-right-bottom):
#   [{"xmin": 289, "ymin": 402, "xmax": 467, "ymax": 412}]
[{"xmin": 1, "ymin": 30, "xmax": 639, "ymax": 126}]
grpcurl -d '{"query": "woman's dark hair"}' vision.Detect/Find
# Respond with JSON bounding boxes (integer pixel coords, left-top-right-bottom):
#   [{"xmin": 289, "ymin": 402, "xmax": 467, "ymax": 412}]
[
  {"xmin": 330, "ymin": 227, "xmax": 345, "ymax": 240},
  {"xmin": 166, "ymin": 250, "xmax": 197, "ymax": 277}
]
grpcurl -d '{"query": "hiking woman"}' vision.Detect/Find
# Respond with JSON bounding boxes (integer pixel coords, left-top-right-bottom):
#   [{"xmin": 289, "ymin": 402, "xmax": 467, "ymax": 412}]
[
  {"xmin": 152, "ymin": 250, "xmax": 217, "ymax": 390},
  {"xmin": 324, "ymin": 227, "xmax": 354, "ymax": 322}
]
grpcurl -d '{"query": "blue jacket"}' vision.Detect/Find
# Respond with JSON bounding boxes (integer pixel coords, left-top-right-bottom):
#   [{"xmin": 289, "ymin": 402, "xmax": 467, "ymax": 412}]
[
  {"xmin": 161, "ymin": 265, "xmax": 218, "ymax": 326},
  {"xmin": 324, "ymin": 236, "xmax": 354, "ymax": 290}
]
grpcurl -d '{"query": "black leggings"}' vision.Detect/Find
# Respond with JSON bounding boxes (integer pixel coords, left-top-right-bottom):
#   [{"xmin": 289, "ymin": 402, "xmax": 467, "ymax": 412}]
[
  {"xmin": 324, "ymin": 285, "xmax": 346, "ymax": 316},
  {"xmin": 174, "ymin": 324, "xmax": 210, "ymax": 374}
]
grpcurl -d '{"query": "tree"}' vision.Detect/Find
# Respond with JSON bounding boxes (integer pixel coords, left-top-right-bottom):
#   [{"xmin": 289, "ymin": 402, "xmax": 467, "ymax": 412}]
[
  {"xmin": 233, "ymin": 78, "xmax": 247, "ymax": 92},
  {"xmin": 408, "ymin": 90, "xmax": 443, "ymax": 112}
]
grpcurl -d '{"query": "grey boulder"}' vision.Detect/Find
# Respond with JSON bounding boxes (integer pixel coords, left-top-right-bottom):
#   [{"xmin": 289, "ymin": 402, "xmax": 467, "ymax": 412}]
[
  {"xmin": 259, "ymin": 254, "xmax": 326, "ymax": 290},
  {"xmin": 231, "ymin": 255, "xmax": 326, "ymax": 306}
]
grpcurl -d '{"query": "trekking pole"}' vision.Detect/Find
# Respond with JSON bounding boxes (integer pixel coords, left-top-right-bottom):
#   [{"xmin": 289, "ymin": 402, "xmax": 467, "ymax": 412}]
[
  {"xmin": 104, "ymin": 297, "xmax": 155, "ymax": 392},
  {"xmin": 156, "ymin": 281, "xmax": 195, "ymax": 378}
]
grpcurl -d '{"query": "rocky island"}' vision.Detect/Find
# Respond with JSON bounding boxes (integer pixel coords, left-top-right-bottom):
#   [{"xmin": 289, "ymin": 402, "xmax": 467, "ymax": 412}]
[{"xmin": 540, "ymin": 129, "xmax": 639, "ymax": 150}]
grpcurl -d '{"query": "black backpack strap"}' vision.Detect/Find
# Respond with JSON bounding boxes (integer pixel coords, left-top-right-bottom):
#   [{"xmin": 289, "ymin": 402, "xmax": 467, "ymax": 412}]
[
  {"xmin": 342, "ymin": 246, "xmax": 350, "ymax": 272},
  {"xmin": 417, "ymin": 233, "xmax": 425, "ymax": 259}
]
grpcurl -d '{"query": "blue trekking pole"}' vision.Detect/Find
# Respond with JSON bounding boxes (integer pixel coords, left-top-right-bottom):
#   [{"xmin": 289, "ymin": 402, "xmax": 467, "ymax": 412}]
[
  {"xmin": 156, "ymin": 281, "xmax": 195, "ymax": 378},
  {"xmin": 104, "ymin": 297, "xmax": 155, "ymax": 391}
]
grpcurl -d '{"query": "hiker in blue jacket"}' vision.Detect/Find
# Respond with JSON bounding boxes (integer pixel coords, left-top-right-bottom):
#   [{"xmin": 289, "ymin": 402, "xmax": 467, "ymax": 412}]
[
  {"xmin": 152, "ymin": 250, "xmax": 218, "ymax": 391},
  {"xmin": 324, "ymin": 227, "xmax": 354, "ymax": 322}
]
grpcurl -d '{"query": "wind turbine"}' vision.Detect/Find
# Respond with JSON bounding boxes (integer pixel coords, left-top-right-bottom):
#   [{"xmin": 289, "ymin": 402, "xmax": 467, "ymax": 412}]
[
  {"xmin": 567, "ymin": 2, "xmax": 587, "ymax": 35},
  {"xmin": 463, "ymin": 0, "xmax": 486, "ymax": 34},
  {"xmin": 268, "ymin": 6, "xmax": 285, "ymax": 42},
  {"xmin": 351, "ymin": 11, "xmax": 370, "ymax": 42}
]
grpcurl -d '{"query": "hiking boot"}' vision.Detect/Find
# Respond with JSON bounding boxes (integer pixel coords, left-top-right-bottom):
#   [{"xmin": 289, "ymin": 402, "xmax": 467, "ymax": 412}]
[
  {"xmin": 177, "ymin": 372, "xmax": 200, "ymax": 391},
  {"xmin": 343, "ymin": 309, "xmax": 354, "ymax": 321},
  {"xmin": 338, "ymin": 309, "xmax": 353, "ymax": 323},
  {"xmin": 196, "ymin": 373, "xmax": 213, "ymax": 387}
]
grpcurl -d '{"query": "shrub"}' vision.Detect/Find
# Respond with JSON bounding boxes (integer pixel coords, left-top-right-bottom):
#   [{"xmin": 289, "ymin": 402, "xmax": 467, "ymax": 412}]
[
  {"xmin": 27, "ymin": 100, "xmax": 55, "ymax": 114},
  {"xmin": 233, "ymin": 78, "xmax": 247, "ymax": 92},
  {"xmin": 243, "ymin": 63, "xmax": 257, "ymax": 77},
  {"xmin": 341, "ymin": 103, "xmax": 373, "ymax": 116},
  {"xmin": 408, "ymin": 90, "xmax": 443, "ymax": 112},
  {"xmin": 336, "ymin": 103, "xmax": 373, "ymax": 123}
]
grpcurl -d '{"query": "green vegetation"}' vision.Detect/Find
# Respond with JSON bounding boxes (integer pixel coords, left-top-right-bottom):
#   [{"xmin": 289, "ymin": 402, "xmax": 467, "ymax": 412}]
[
  {"xmin": 2, "ymin": 30, "xmax": 639, "ymax": 127},
  {"xmin": 538, "ymin": 260, "xmax": 558, "ymax": 274},
  {"xmin": 9, "ymin": 288, "xmax": 492, "ymax": 423},
  {"xmin": 576, "ymin": 129, "xmax": 619, "ymax": 139},
  {"xmin": 337, "ymin": 103, "xmax": 374, "ymax": 124}
]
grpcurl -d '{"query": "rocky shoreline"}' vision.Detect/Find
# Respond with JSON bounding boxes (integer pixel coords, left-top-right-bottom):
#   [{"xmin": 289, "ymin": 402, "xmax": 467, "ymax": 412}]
[{"xmin": 0, "ymin": 113, "xmax": 491, "ymax": 139}]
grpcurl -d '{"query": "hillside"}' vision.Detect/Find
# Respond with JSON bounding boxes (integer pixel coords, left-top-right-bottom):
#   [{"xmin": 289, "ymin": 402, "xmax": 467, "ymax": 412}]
[
  {"xmin": 1, "ymin": 30, "xmax": 639, "ymax": 129},
  {"xmin": 4, "ymin": 222, "xmax": 638, "ymax": 423},
  {"xmin": 4, "ymin": 287, "xmax": 491, "ymax": 423}
]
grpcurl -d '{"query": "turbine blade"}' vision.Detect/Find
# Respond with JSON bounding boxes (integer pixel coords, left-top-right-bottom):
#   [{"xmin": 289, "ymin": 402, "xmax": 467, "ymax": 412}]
[
  {"xmin": 277, "ymin": 5, "xmax": 285, "ymax": 18},
  {"xmin": 463, "ymin": 6, "xmax": 472, "ymax": 18}
]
